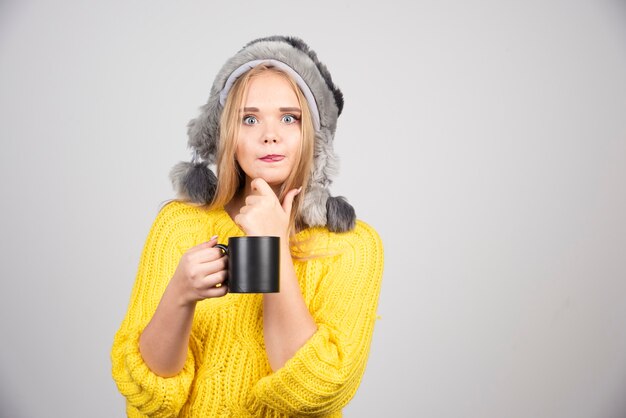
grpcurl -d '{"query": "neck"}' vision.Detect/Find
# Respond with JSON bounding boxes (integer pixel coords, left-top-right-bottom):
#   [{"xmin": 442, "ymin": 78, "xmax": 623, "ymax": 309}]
[{"xmin": 242, "ymin": 177, "xmax": 282, "ymax": 197}]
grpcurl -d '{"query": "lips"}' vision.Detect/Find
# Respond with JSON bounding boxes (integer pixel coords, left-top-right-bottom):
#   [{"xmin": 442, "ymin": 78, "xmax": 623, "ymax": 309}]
[{"xmin": 259, "ymin": 154, "xmax": 285, "ymax": 162}]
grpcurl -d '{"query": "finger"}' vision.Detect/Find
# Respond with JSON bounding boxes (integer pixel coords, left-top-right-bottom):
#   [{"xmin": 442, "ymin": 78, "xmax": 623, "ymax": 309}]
[
  {"xmin": 250, "ymin": 178, "xmax": 274, "ymax": 197},
  {"xmin": 244, "ymin": 194, "xmax": 263, "ymax": 206},
  {"xmin": 201, "ymin": 254, "xmax": 228, "ymax": 275},
  {"xmin": 203, "ymin": 284, "xmax": 229, "ymax": 299},
  {"xmin": 178, "ymin": 241, "xmax": 222, "ymax": 275},
  {"xmin": 187, "ymin": 235, "xmax": 219, "ymax": 254},
  {"xmin": 234, "ymin": 214, "xmax": 252, "ymax": 233},
  {"xmin": 186, "ymin": 256, "xmax": 228, "ymax": 282},
  {"xmin": 281, "ymin": 187, "xmax": 302, "ymax": 216},
  {"xmin": 199, "ymin": 269, "xmax": 228, "ymax": 289},
  {"xmin": 192, "ymin": 247, "xmax": 226, "ymax": 264},
  {"xmin": 234, "ymin": 213, "xmax": 245, "ymax": 229}
]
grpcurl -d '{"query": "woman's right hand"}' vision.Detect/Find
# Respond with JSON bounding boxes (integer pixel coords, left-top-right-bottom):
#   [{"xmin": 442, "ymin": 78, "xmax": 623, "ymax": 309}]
[{"xmin": 171, "ymin": 236, "xmax": 229, "ymax": 305}]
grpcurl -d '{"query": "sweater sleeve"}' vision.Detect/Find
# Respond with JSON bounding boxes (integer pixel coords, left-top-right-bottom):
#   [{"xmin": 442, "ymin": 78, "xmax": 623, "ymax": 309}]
[
  {"xmin": 111, "ymin": 202, "xmax": 196, "ymax": 418},
  {"xmin": 247, "ymin": 221, "xmax": 384, "ymax": 416}
]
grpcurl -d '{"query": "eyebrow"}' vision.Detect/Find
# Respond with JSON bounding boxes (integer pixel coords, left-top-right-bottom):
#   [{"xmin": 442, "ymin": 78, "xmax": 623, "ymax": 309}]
[{"xmin": 242, "ymin": 107, "xmax": 301, "ymax": 113}]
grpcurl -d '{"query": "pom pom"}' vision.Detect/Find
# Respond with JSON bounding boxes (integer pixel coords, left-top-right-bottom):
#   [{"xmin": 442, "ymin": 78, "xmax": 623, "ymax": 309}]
[
  {"xmin": 326, "ymin": 195, "xmax": 356, "ymax": 232},
  {"xmin": 170, "ymin": 161, "xmax": 217, "ymax": 204}
]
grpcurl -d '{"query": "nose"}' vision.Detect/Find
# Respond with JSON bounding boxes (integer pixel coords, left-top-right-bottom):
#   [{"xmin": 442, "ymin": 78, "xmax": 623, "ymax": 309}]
[{"xmin": 262, "ymin": 122, "xmax": 280, "ymax": 144}]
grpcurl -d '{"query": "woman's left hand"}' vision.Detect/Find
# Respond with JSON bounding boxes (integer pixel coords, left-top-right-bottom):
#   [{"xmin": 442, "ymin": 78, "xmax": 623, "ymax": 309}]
[{"xmin": 234, "ymin": 178, "xmax": 301, "ymax": 238}]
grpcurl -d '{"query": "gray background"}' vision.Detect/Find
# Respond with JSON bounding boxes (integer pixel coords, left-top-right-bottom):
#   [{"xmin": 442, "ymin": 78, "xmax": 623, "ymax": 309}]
[{"xmin": 1, "ymin": 1, "xmax": 625, "ymax": 417}]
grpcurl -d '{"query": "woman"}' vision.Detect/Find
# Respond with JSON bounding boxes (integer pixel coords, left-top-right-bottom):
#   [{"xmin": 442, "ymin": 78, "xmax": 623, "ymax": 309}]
[{"xmin": 111, "ymin": 36, "xmax": 384, "ymax": 417}]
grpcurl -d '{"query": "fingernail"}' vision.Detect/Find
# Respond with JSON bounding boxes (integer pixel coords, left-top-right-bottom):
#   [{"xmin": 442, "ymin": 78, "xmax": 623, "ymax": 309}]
[{"xmin": 210, "ymin": 235, "xmax": 218, "ymax": 241}]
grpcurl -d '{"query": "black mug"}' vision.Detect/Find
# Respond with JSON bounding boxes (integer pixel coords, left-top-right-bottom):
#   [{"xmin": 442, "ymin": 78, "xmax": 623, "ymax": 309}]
[{"xmin": 215, "ymin": 236, "xmax": 280, "ymax": 293}]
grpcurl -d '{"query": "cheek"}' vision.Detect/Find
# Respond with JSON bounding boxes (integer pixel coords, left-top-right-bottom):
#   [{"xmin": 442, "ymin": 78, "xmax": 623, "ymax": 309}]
[
  {"xmin": 235, "ymin": 144, "xmax": 259, "ymax": 172},
  {"xmin": 288, "ymin": 134, "xmax": 303, "ymax": 155},
  {"xmin": 234, "ymin": 141, "xmax": 249, "ymax": 162}
]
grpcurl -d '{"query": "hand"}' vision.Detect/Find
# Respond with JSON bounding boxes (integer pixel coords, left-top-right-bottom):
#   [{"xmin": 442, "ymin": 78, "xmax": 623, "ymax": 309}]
[
  {"xmin": 170, "ymin": 236, "xmax": 228, "ymax": 305},
  {"xmin": 234, "ymin": 178, "xmax": 301, "ymax": 238}
]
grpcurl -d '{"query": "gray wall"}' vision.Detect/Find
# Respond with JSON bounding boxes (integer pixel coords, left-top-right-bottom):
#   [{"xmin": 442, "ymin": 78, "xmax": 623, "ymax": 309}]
[{"xmin": 1, "ymin": 1, "xmax": 625, "ymax": 417}]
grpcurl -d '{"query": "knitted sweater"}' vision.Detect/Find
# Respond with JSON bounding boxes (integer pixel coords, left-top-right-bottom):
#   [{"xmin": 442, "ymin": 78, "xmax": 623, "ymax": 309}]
[{"xmin": 111, "ymin": 201, "xmax": 384, "ymax": 417}]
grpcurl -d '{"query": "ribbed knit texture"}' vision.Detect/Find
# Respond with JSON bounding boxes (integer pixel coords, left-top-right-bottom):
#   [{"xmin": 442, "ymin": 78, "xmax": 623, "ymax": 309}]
[{"xmin": 111, "ymin": 201, "xmax": 384, "ymax": 417}]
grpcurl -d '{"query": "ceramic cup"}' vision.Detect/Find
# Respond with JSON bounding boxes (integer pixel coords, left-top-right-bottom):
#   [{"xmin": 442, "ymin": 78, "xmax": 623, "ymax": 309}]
[{"xmin": 215, "ymin": 236, "xmax": 280, "ymax": 293}]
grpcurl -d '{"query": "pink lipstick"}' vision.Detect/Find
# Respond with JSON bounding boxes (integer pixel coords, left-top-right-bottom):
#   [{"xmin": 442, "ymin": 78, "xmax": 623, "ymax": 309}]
[{"xmin": 260, "ymin": 154, "xmax": 285, "ymax": 162}]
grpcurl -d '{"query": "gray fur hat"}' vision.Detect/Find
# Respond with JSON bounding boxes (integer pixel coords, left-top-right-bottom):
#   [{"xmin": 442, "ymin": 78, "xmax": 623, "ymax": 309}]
[{"xmin": 170, "ymin": 35, "xmax": 355, "ymax": 232}]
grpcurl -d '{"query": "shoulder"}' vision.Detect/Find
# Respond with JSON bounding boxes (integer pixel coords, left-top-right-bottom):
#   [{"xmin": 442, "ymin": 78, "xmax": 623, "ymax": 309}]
[
  {"xmin": 294, "ymin": 220, "xmax": 383, "ymax": 260},
  {"xmin": 155, "ymin": 200, "xmax": 220, "ymax": 224},
  {"xmin": 332, "ymin": 220, "xmax": 383, "ymax": 253},
  {"xmin": 149, "ymin": 200, "xmax": 220, "ymax": 239},
  {"xmin": 340, "ymin": 220, "xmax": 384, "ymax": 263},
  {"xmin": 157, "ymin": 199, "xmax": 207, "ymax": 217},
  {"xmin": 351, "ymin": 220, "xmax": 383, "ymax": 248}
]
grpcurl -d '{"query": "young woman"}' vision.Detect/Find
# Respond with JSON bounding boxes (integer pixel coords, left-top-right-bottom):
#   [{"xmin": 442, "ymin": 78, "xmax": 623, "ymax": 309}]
[{"xmin": 111, "ymin": 36, "xmax": 384, "ymax": 417}]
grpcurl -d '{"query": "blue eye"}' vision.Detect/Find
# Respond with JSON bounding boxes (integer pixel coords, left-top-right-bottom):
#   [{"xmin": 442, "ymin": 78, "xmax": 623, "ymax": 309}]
[
  {"xmin": 243, "ymin": 115, "xmax": 258, "ymax": 125},
  {"xmin": 282, "ymin": 114, "xmax": 299, "ymax": 124}
]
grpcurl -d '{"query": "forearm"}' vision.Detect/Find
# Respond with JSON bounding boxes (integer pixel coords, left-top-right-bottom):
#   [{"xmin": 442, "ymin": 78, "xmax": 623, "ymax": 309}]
[
  {"xmin": 139, "ymin": 280, "xmax": 196, "ymax": 377},
  {"xmin": 263, "ymin": 239, "xmax": 317, "ymax": 371}
]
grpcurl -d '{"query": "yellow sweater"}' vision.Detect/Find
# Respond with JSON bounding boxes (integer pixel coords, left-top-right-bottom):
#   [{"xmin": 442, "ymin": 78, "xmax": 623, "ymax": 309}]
[{"xmin": 111, "ymin": 201, "xmax": 384, "ymax": 417}]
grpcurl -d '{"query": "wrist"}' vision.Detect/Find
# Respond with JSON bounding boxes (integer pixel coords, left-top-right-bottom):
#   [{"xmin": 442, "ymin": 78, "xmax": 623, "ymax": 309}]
[
  {"xmin": 167, "ymin": 276, "xmax": 197, "ymax": 309},
  {"xmin": 279, "ymin": 235, "xmax": 291, "ymax": 250}
]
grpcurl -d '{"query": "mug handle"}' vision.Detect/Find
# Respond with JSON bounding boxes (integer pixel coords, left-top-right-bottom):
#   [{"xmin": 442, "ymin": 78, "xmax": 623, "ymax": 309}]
[
  {"xmin": 214, "ymin": 243, "xmax": 229, "ymax": 288},
  {"xmin": 215, "ymin": 243, "xmax": 228, "ymax": 255}
]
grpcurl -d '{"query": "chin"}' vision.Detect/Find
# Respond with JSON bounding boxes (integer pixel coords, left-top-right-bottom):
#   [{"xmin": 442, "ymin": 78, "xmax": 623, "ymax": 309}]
[
  {"xmin": 264, "ymin": 178, "xmax": 287, "ymax": 187},
  {"xmin": 254, "ymin": 172, "xmax": 289, "ymax": 187}
]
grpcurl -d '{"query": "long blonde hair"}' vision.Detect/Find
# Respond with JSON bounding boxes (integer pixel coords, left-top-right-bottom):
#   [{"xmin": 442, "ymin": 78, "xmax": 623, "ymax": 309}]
[{"xmin": 208, "ymin": 65, "xmax": 315, "ymax": 236}]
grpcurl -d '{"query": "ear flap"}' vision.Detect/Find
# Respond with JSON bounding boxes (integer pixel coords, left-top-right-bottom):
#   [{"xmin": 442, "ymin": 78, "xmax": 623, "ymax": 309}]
[
  {"xmin": 186, "ymin": 101, "xmax": 220, "ymax": 164},
  {"xmin": 170, "ymin": 161, "xmax": 217, "ymax": 204},
  {"xmin": 326, "ymin": 195, "xmax": 356, "ymax": 232},
  {"xmin": 300, "ymin": 185, "xmax": 356, "ymax": 232}
]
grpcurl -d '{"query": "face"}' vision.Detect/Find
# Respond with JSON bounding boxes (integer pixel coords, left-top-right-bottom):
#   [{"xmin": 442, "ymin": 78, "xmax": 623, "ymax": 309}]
[{"xmin": 235, "ymin": 71, "xmax": 302, "ymax": 191}]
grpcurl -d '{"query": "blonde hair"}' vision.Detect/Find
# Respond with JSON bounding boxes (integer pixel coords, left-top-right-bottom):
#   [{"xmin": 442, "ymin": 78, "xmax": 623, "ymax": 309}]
[{"xmin": 208, "ymin": 65, "xmax": 315, "ymax": 237}]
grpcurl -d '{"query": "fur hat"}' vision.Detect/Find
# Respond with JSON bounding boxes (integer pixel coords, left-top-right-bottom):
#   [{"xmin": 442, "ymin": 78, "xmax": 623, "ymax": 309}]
[{"xmin": 170, "ymin": 35, "xmax": 356, "ymax": 232}]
